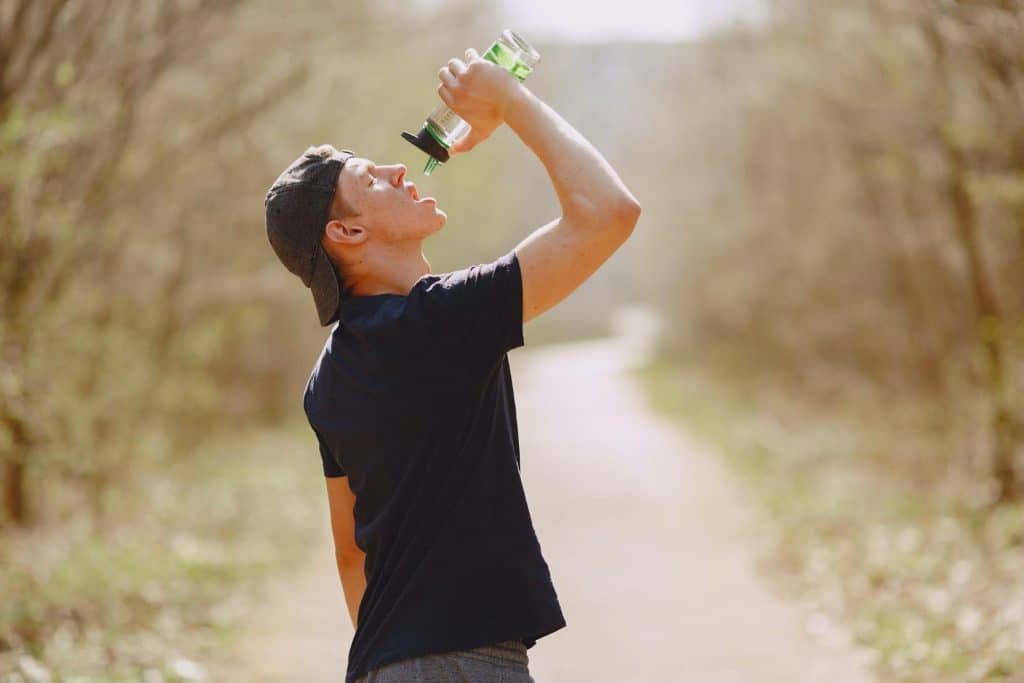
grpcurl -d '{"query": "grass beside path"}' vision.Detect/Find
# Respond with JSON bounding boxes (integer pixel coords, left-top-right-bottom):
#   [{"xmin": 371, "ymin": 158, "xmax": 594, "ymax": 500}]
[
  {"xmin": 1, "ymin": 421, "xmax": 324, "ymax": 682},
  {"xmin": 632, "ymin": 358, "xmax": 1024, "ymax": 683}
]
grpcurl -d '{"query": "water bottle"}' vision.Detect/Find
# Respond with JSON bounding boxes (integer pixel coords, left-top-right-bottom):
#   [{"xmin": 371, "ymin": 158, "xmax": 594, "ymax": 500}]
[{"xmin": 402, "ymin": 29, "xmax": 541, "ymax": 175}]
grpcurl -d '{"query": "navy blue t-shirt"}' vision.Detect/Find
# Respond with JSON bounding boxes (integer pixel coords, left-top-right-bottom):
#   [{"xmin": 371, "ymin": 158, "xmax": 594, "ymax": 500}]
[{"xmin": 303, "ymin": 249, "xmax": 566, "ymax": 683}]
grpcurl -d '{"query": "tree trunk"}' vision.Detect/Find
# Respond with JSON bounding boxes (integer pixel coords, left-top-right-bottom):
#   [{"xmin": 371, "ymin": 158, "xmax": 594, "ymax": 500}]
[
  {"xmin": 2, "ymin": 411, "xmax": 30, "ymax": 525},
  {"xmin": 945, "ymin": 142, "xmax": 1018, "ymax": 502}
]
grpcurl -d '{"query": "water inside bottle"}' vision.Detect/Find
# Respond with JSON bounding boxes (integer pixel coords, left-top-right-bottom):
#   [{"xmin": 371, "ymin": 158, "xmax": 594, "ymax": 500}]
[{"xmin": 483, "ymin": 40, "xmax": 535, "ymax": 81}]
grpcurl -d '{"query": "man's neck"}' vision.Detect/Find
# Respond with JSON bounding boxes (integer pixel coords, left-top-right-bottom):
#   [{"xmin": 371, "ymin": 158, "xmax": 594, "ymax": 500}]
[{"xmin": 349, "ymin": 246, "xmax": 431, "ymax": 297}]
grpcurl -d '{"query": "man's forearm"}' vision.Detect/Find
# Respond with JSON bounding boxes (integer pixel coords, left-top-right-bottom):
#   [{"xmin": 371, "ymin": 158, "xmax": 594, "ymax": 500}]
[
  {"xmin": 504, "ymin": 85, "xmax": 639, "ymax": 220},
  {"xmin": 338, "ymin": 554, "xmax": 367, "ymax": 630}
]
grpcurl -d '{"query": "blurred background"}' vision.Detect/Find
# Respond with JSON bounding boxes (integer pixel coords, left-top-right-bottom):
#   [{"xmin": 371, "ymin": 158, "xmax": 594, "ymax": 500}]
[{"xmin": 2, "ymin": 0, "xmax": 1023, "ymax": 681}]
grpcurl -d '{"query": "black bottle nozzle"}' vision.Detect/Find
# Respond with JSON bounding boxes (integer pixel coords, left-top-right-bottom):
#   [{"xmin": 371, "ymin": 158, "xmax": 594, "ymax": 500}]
[{"xmin": 401, "ymin": 127, "xmax": 449, "ymax": 175}]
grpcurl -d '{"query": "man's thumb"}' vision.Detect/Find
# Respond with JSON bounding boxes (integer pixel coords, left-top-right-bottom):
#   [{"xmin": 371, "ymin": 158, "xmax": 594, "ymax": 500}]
[{"xmin": 450, "ymin": 130, "xmax": 480, "ymax": 155}]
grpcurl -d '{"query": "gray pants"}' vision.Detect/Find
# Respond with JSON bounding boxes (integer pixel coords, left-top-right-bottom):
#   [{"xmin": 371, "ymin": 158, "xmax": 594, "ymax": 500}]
[{"xmin": 353, "ymin": 639, "xmax": 535, "ymax": 683}]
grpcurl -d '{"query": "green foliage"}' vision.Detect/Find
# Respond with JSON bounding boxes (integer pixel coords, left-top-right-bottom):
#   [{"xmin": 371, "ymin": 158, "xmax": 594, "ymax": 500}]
[
  {"xmin": 0, "ymin": 0, "xmax": 466, "ymax": 527},
  {"xmin": 631, "ymin": 0, "xmax": 1024, "ymax": 500},
  {"xmin": 0, "ymin": 423, "xmax": 322, "ymax": 678}
]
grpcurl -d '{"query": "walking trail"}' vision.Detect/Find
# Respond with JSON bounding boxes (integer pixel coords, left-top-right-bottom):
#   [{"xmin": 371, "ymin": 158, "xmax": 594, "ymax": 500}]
[{"xmin": 216, "ymin": 308, "xmax": 876, "ymax": 682}]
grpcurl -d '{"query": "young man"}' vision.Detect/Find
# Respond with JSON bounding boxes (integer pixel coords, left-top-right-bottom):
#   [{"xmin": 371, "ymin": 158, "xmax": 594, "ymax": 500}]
[{"xmin": 264, "ymin": 48, "xmax": 640, "ymax": 683}]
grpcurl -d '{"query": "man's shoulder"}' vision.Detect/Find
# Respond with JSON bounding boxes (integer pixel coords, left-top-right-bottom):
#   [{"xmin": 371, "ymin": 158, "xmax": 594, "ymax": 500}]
[
  {"xmin": 420, "ymin": 252, "xmax": 518, "ymax": 291},
  {"xmin": 411, "ymin": 252, "xmax": 519, "ymax": 316}
]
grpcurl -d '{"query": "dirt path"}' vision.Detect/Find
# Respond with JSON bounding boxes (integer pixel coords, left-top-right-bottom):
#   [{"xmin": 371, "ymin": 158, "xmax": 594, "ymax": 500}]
[{"xmin": 217, "ymin": 312, "xmax": 876, "ymax": 682}]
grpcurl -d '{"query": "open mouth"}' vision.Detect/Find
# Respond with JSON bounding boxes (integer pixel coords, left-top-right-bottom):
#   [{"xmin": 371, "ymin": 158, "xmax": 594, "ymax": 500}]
[{"xmin": 408, "ymin": 183, "xmax": 420, "ymax": 201}]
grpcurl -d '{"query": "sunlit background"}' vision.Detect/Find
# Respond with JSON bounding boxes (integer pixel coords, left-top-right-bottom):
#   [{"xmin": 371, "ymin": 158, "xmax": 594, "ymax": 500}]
[
  {"xmin": 3, "ymin": 0, "xmax": 1023, "ymax": 681},
  {"xmin": 494, "ymin": 0, "xmax": 764, "ymax": 42}
]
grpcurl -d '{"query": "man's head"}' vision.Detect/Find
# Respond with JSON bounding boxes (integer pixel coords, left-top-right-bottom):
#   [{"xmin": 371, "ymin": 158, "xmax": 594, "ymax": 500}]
[{"xmin": 264, "ymin": 144, "xmax": 446, "ymax": 326}]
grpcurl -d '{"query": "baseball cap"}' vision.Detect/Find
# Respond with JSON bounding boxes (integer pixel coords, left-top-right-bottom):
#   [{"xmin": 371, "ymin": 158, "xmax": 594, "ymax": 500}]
[{"xmin": 264, "ymin": 146, "xmax": 355, "ymax": 326}]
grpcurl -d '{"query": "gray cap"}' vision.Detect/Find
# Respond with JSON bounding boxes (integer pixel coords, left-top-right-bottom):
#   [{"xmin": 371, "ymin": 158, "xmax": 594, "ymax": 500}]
[{"xmin": 265, "ymin": 146, "xmax": 355, "ymax": 326}]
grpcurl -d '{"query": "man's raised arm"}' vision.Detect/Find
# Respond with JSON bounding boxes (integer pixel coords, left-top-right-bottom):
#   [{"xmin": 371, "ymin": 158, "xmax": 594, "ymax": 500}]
[
  {"xmin": 437, "ymin": 49, "xmax": 641, "ymax": 325},
  {"xmin": 503, "ymin": 85, "xmax": 641, "ymax": 323}
]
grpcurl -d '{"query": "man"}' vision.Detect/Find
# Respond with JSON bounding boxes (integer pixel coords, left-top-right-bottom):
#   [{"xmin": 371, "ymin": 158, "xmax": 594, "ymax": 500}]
[{"xmin": 264, "ymin": 47, "xmax": 640, "ymax": 683}]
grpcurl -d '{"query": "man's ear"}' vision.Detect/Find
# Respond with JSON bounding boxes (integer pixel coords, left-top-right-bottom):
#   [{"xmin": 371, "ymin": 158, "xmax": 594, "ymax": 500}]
[{"xmin": 325, "ymin": 218, "xmax": 367, "ymax": 246}]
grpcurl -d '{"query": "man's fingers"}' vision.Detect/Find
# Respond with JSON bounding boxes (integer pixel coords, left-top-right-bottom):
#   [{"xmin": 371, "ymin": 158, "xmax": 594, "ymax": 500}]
[
  {"xmin": 437, "ymin": 83, "xmax": 455, "ymax": 108},
  {"xmin": 438, "ymin": 66, "xmax": 456, "ymax": 88},
  {"xmin": 447, "ymin": 57, "xmax": 467, "ymax": 76},
  {"xmin": 438, "ymin": 47, "xmax": 489, "ymax": 156}
]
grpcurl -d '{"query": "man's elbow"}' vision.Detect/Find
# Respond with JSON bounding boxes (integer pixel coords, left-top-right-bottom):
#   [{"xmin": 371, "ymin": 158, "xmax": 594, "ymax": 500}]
[
  {"xmin": 336, "ymin": 546, "xmax": 365, "ymax": 569},
  {"xmin": 564, "ymin": 195, "xmax": 641, "ymax": 234},
  {"xmin": 610, "ymin": 198, "xmax": 641, "ymax": 232}
]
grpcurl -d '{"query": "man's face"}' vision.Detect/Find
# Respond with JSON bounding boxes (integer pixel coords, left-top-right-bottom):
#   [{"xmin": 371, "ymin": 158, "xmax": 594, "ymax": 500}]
[{"xmin": 336, "ymin": 156, "xmax": 446, "ymax": 243}]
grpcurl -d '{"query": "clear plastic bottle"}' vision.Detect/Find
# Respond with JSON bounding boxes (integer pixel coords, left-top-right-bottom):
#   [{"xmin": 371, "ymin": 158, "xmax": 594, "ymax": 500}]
[{"xmin": 402, "ymin": 29, "xmax": 541, "ymax": 175}]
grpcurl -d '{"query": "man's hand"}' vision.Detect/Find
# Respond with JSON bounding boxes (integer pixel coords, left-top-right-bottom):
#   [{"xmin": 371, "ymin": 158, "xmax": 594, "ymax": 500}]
[{"xmin": 437, "ymin": 48, "xmax": 522, "ymax": 156}]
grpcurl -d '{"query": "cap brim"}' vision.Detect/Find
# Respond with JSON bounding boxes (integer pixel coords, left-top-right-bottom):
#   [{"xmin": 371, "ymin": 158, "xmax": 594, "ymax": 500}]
[{"xmin": 309, "ymin": 245, "xmax": 341, "ymax": 326}]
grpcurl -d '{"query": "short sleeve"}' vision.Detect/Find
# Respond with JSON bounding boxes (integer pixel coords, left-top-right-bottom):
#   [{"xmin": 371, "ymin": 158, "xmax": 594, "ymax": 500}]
[
  {"xmin": 312, "ymin": 424, "xmax": 346, "ymax": 478},
  {"xmin": 421, "ymin": 249, "xmax": 525, "ymax": 368}
]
